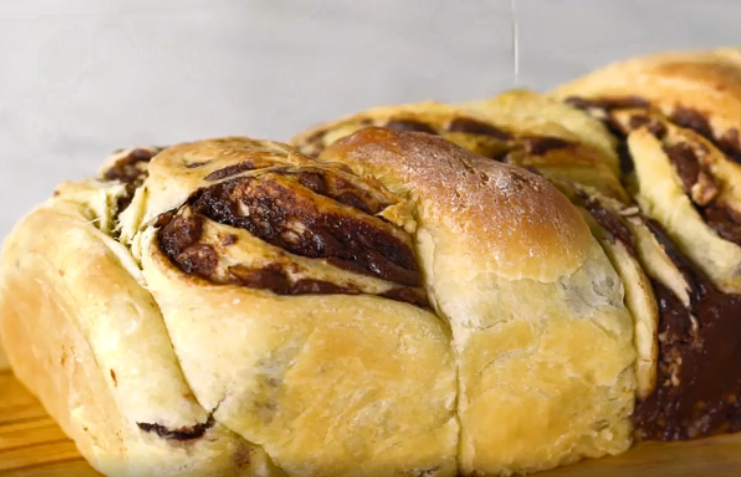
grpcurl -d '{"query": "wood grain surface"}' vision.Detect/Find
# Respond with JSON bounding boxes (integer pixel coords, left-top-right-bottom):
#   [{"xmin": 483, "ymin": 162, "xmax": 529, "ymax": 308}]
[{"xmin": 1, "ymin": 369, "xmax": 739, "ymax": 476}]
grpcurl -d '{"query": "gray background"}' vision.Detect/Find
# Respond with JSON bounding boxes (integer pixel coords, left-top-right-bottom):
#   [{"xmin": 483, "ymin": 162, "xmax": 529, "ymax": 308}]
[{"xmin": 1, "ymin": 0, "xmax": 739, "ymax": 241}]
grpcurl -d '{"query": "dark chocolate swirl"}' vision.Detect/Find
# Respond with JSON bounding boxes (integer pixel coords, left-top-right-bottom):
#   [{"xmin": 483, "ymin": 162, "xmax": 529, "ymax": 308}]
[{"xmin": 156, "ymin": 167, "xmax": 428, "ymax": 308}]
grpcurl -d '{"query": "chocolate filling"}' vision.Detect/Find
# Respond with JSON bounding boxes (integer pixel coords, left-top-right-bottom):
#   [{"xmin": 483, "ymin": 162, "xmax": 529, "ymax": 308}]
[
  {"xmin": 567, "ymin": 97, "xmax": 741, "ymax": 245},
  {"xmin": 137, "ymin": 415, "xmax": 215, "ymax": 441},
  {"xmin": 379, "ymin": 287, "xmax": 429, "ymax": 308},
  {"xmin": 298, "ymin": 130, "xmax": 327, "ymax": 158},
  {"xmin": 662, "ymin": 143, "xmax": 741, "ymax": 245},
  {"xmin": 227, "ymin": 263, "xmax": 360, "ymax": 296},
  {"xmin": 704, "ymin": 204, "xmax": 741, "ymax": 245},
  {"xmin": 564, "ymin": 96, "xmax": 653, "ymax": 174},
  {"xmin": 633, "ymin": 220, "xmax": 741, "ymax": 440},
  {"xmin": 564, "ymin": 96, "xmax": 651, "ymax": 111},
  {"xmin": 184, "ymin": 160, "xmax": 210, "ymax": 169},
  {"xmin": 384, "ymin": 119, "xmax": 438, "ymax": 135},
  {"xmin": 628, "ymin": 114, "xmax": 668, "ymax": 139},
  {"xmin": 205, "ymin": 161, "xmax": 258, "ymax": 181},
  {"xmin": 670, "ymin": 106, "xmax": 741, "ymax": 166},
  {"xmin": 663, "ymin": 143, "xmax": 702, "ymax": 192},
  {"xmin": 521, "ymin": 136, "xmax": 572, "ymax": 155},
  {"xmin": 581, "ymin": 197, "xmax": 636, "ymax": 256},
  {"xmin": 103, "ymin": 148, "xmax": 160, "ymax": 215},
  {"xmin": 187, "ymin": 177, "xmax": 421, "ymax": 286},
  {"xmin": 275, "ymin": 169, "xmax": 390, "ymax": 215},
  {"xmin": 447, "ymin": 117, "xmax": 510, "ymax": 139},
  {"xmin": 103, "ymin": 148, "xmax": 157, "ymax": 184},
  {"xmin": 156, "ymin": 173, "xmax": 426, "ymax": 307}
]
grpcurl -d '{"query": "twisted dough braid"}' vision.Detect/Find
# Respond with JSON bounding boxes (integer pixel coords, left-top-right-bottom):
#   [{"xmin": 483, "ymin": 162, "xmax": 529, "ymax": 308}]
[{"xmin": 2, "ymin": 48, "xmax": 740, "ymax": 477}]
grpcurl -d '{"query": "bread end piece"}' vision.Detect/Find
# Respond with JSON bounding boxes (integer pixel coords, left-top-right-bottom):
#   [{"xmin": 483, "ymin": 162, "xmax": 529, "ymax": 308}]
[{"xmin": 0, "ymin": 199, "xmax": 278, "ymax": 477}]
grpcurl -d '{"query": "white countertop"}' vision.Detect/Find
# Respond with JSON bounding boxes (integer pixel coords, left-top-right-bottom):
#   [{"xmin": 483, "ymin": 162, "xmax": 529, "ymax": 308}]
[{"xmin": 1, "ymin": 0, "xmax": 739, "ymax": 240}]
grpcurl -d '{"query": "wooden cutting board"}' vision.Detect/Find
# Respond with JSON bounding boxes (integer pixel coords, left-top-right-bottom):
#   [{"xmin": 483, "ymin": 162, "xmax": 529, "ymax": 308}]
[{"xmin": 1, "ymin": 369, "xmax": 740, "ymax": 477}]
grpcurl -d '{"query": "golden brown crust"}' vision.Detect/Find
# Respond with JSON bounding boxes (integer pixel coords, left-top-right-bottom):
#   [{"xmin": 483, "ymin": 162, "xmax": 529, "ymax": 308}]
[
  {"xmin": 552, "ymin": 48, "xmax": 741, "ymax": 169},
  {"xmin": 553, "ymin": 48, "xmax": 741, "ymax": 121},
  {"xmin": 321, "ymin": 128, "xmax": 636, "ymax": 475},
  {"xmin": 320, "ymin": 127, "xmax": 594, "ymax": 282},
  {"xmin": 292, "ymin": 94, "xmax": 628, "ymax": 202},
  {"xmin": 554, "ymin": 51, "xmax": 741, "ymax": 292},
  {"xmin": 461, "ymin": 90, "xmax": 629, "ymax": 202},
  {"xmin": 0, "ymin": 200, "xmax": 275, "ymax": 477},
  {"xmin": 555, "ymin": 49, "xmax": 741, "ymax": 440},
  {"xmin": 125, "ymin": 136, "xmax": 460, "ymax": 476},
  {"xmin": 291, "ymin": 101, "xmax": 511, "ymax": 159},
  {"xmin": 3, "ymin": 131, "xmax": 637, "ymax": 477},
  {"xmin": 0, "ymin": 343, "xmax": 8, "ymax": 372},
  {"xmin": 462, "ymin": 90, "xmax": 620, "ymax": 171}
]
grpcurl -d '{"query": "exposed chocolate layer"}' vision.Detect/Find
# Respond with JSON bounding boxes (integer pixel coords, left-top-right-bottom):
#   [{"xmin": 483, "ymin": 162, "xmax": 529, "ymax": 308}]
[
  {"xmin": 103, "ymin": 148, "xmax": 161, "ymax": 214},
  {"xmin": 628, "ymin": 113, "xmax": 667, "ymax": 139},
  {"xmin": 661, "ymin": 143, "xmax": 741, "ymax": 245},
  {"xmin": 567, "ymin": 97, "xmax": 741, "ymax": 246},
  {"xmin": 227, "ymin": 263, "xmax": 360, "ymax": 296},
  {"xmin": 103, "ymin": 148, "xmax": 158, "ymax": 184},
  {"xmin": 521, "ymin": 136, "xmax": 572, "ymax": 155},
  {"xmin": 188, "ymin": 176, "xmax": 421, "ymax": 286},
  {"xmin": 662, "ymin": 143, "xmax": 702, "ymax": 192},
  {"xmin": 670, "ymin": 106, "xmax": 741, "ymax": 165},
  {"xmin": 205, "ymin": 161, "xmax": 257, "ymax": 181},
  {"xmin": 298, "ymin": 130, "xmax": 327, "ymax": 158},
  {"xmin": 633, "ymin": 220, "xmax": 741, "ymax": 440},
  {"xmin": 704, "ymin": 203, "xmax": 741, "ymax": 245},
  {"xmin": 564, "ymin": 96, "xmax": 653, "ymax": 174},
  {"xmin": 384, "ymin": 119, "xmax": 438, "ymax": 135},
  {"xmin": 156, "ymin": 170, "xmax": 426, "ymax": 307},
  {"xmin": 379, "ymin": 287, "xmax": 429, "ymax": 308},
  {"xmin": 447, "ymin": 117, "xmax": 510, "ymax": 139},
  {"xmin": 184, "ymin": 160, "xmax": 210, "ymax": 169},
  {"xmin": 137, "ymin": 415, "xmax": 215, "ymax": 441},
  {"xmin": 158, "ymin": 210, "xmax": 203, "ymax": 258},
  {"xmin": 581, "ymin": 196, "xmax": 636, "ymax": 256},
  {"xmin": 564, "ymin": 96, "xmax": 651, "ymax": 111},
  {"xmin": 275, "ymin": 169, "xmax": 391, "ymax": 215}
]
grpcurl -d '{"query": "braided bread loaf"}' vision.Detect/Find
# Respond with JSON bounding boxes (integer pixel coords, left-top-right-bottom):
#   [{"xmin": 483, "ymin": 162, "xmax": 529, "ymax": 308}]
[{"xmin": 1, "ymin": 48, "xmax": 740, "ymax": 477}]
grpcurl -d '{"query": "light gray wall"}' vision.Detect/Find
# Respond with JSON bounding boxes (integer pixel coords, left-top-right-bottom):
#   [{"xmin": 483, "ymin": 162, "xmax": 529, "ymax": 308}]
[{"xmin": 1, "ymin": 0, "xmax": 739, "ymax": 240}]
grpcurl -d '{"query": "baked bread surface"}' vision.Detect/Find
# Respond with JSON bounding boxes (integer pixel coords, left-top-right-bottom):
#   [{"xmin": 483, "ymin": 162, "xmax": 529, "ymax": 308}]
[
  {"xmin": 0, "ymin": 132, "xmax": 636, "ymax": 476},
  {"xmin": 554, "ymin": 48, "xmax": 741, "ymax": 293},
  {"xmin": 320, "ymin": 128, "xmax": 636, "ymax": 475}
]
